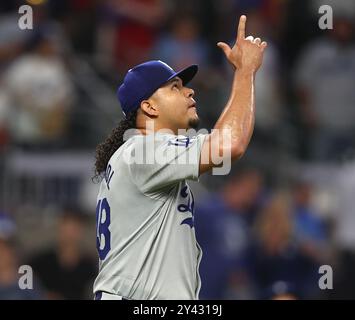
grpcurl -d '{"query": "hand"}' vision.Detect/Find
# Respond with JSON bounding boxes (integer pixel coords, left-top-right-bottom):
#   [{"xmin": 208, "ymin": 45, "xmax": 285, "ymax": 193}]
[{"xmin": 217, "ymin": 15, "xmax": 267, "ymax": 72}]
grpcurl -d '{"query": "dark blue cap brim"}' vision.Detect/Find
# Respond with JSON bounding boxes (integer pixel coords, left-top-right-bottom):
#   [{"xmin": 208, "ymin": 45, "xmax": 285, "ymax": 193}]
[{"xmin": 167, "ymin": 64, "xmax": 198, "ymax": 86}]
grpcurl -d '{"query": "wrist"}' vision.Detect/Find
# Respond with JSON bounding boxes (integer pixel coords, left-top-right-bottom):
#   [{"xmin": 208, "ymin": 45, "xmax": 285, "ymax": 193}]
[{"xmin": 236, "ymin": 66, "xmax": 255, "ymax": 75}]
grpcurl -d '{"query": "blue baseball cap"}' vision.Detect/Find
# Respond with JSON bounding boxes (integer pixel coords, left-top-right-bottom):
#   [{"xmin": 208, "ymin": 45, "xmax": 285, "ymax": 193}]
[{"xmin": 117, "ymin": 60, "xmax": 198, "ymax": 116}]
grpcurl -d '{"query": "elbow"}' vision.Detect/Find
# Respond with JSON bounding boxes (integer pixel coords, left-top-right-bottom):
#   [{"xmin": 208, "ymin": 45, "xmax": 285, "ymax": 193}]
[
  {"xmin": 212, "ymin": 133, "xmax": 248, "ymax": 162},
  {"xmin": 230, "ymin": 143, "xmax": 247, "ymax": 160},
  {"xmin": 217, "ymin": 144, "xmax": 245, "ymax": 162}
]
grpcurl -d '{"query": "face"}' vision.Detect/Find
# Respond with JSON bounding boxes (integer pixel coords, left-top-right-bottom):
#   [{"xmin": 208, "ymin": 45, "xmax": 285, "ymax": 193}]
[
  {"xmin": 58, "ymin": 217, "xmax": 84, "ymax": 246},
  {"xmin": 146, "ymin": 77, "xmax": 199, "ymax": 132}
]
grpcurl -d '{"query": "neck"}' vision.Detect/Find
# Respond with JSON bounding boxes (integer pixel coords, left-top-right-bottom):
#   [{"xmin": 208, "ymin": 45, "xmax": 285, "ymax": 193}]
[
  {"xmin": 138, "ymin": 127, "xmax": 178, "ymax": 136},
  {"xmin": 136, "ymin": 119, "xmax": 179, "ymax": 136}
]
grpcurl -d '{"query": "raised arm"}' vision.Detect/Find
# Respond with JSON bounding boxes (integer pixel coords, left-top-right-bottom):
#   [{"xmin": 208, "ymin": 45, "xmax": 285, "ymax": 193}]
[{"xmin": 199, "ymin": 15, "xmax": 267, "ymax": 175}]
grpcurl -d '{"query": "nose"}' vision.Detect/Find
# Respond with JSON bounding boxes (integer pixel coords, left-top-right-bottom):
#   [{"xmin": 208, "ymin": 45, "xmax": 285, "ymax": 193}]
[{"xmin": 186, "ymin": 87, "xmax": 194, "ymax": 98}]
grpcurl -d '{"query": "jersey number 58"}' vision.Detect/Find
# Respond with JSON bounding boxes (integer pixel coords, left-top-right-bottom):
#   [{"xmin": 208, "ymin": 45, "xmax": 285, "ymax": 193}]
[{"xmin": 96, "ymin": 198, "xmax": 111, "ymax": 260}]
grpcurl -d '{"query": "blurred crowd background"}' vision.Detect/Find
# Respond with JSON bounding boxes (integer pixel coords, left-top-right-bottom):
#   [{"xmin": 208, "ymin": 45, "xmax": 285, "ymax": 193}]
[{"xmin": 1, "ymin": 0, "xmax": 355, "ymax": 300}]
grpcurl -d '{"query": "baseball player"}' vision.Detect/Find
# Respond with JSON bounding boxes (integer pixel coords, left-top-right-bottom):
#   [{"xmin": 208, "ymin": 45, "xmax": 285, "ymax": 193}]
[{"xmin": 93, "ymin": 15, "xmax": 267, "ymax": 300}]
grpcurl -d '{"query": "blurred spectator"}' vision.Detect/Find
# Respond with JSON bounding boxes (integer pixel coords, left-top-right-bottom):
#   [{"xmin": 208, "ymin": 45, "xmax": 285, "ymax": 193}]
[
  {"xmin": 249, "ymin": 193, "xmax": 319, "ymax": 299},
  {"xmin": 244, "ymin": 11, "xmax": 284, "ymax": 146},
  {"xmin": 152, "ymin": 15, "xmax": 209, "ymax": 70},
  {"xmin": 295, "ymin": 15, "xmax": 355, "ymax": 160},
  {"xmin": 334, "ymin": 164, "xmax": 355, "ymax": 255},
  {"xmin": 48, "ymin": 0, "xmax": 97, "ymax": 54},
  {"xmin": 280, "ymin": 0, "xmax": 319, "ymax": 69},
  {"xmin": 0, "ymin": 88, "xmax": 10, "ymax": 150},
  {"xmin": 0, "ymin": 12, "xmax": 27, "ymax": 68},
  {"xmin": 331, "ymin": 163, "xmax": 355, "ymax": 299},
  {"xmin": 0, "ymin": 10, "xmax": 32, "ymax": 148},
  {"xmin": 0, "ymin": 239, "xmax": 42, "ymax": 299},
  {"xmin": 291, "ymin": 181, "xmax": 328, "ymax": 262},
  {"xmin": 195, "ymin": 169, "xmax": 264, "ymax": 299},
  {"xmin": 166, "ymin": 0, "xmax": 218, "ymax": 47},
  {"xmin": 3, "ymin": 26, "xmax": 74, "ymax": 148},
  {"xmin": 267, "ymin": 281, "xmax": 299, "ymax": 300},
  {"xmin": 96, "ymin": 0, "xmax": 167, "ymax": 74},
  {"xmin": 0, "ymin": 213, "xmax": 16, "ymax": 240},
  {"xmin": 28, "ymin": 209, "xmax": 96, "ymax": 300}
]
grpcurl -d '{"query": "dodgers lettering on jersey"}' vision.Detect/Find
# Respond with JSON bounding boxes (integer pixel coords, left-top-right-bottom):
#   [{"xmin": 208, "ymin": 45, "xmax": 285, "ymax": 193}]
[{"xmin": 93, "ymin": 132, "xmax": 207, "ymax": 300}]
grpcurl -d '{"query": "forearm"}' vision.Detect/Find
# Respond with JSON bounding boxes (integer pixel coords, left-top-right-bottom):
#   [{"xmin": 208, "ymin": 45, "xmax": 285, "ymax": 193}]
[{"xmin": 214, "ymin": 67, "xmax": 256, "ymax": 159}]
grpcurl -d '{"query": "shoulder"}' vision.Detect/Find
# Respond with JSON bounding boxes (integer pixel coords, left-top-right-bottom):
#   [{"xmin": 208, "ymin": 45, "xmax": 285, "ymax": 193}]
[
  {"xmin": 114, "ymin": 133, "xmax": 207, "ymax": 168},
  {"xmin": 123, "ymin": 133, "xmax": 187, "ymax": 152}
]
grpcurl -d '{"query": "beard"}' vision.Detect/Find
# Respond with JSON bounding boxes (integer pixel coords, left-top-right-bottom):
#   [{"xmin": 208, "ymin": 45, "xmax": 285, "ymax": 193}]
[{"xmin": 188, "ymin": 116, "xmax": 200, "ymax": 130}]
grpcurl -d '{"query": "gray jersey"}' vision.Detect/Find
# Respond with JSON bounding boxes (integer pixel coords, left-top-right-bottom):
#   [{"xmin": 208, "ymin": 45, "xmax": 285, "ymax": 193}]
[{"xmin": 93, "ymin": 132, "xmax": 207, "ymax": 300}]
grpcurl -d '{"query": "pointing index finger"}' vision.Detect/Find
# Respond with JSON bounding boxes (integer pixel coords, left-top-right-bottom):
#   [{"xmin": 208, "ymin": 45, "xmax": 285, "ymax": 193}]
[{"xmin": 237, "ymin": 15, "xmax": 246, "ymax": 41}]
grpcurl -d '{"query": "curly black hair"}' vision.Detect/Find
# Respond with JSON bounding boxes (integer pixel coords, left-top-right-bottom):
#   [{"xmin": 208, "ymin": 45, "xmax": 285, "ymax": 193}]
[{"xmin": 93, "ymin": 111, "xmax": 137, "ymax": 182}]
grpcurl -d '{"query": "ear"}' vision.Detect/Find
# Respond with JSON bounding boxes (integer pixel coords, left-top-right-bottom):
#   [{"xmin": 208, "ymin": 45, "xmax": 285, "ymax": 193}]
[{"xmin": 140, "ymin": 99, "xmax": 159, "ymax": 117}]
